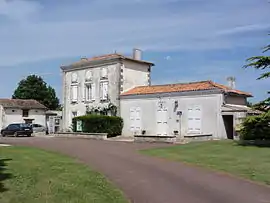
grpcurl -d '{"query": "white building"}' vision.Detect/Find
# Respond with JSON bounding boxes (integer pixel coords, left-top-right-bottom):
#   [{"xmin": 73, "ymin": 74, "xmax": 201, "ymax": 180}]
[
  {"xmin": 120, "ymin": 81, "xmax": 254, "ymax": 141},
  {"xmin": 61, "ymin": 49, "xmax": 154, "ymax": 131},
  {"xmin": 61, "ymin": 49, "xmax": 256, "ymax": 141},
  {"xmin": 0, "ymin": 99, "xmax": 47, "ymax": 130}
]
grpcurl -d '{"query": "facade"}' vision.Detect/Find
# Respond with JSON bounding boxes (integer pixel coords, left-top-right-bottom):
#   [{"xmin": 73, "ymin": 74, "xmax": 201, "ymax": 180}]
[
  {"xmin": 61, "ymin": 49, "xmax": 255, "ymax": 141},
  {"xmin": 120, "ymin": 81, "xmax": 253, "ymax": 140},
  {"xmin": 0, "ymin": 99, "xmax": 47, "ymax": 130},
  {"xmin": 61, "ymin": 49, "xmax": 154, "ymax": 131}
]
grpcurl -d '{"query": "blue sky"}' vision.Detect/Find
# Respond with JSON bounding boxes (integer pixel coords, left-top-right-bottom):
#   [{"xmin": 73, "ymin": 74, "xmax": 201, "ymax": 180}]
[{"xmin": 0, "ymin": 0, "xmax": 269, "ymax": 103}]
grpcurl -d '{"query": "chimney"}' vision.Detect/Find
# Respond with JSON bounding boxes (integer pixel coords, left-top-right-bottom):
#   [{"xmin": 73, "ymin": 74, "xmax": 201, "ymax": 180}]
[
  {"xmin": 81, "ymin": 56, "xmax": 88, "ymax": 61},
  {"xmin": 133, "ymin": 48, "xmax": 142, "ymax": 60},
  {"xmin": 227, "ymin": 76, "xmax": 236, "ymax": 89}
]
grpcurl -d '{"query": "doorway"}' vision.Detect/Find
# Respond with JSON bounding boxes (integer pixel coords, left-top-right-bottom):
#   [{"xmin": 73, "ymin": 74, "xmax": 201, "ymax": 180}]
[{"xmin": 222, "ymin": 115, "xmax": 234, "ymax": 139}]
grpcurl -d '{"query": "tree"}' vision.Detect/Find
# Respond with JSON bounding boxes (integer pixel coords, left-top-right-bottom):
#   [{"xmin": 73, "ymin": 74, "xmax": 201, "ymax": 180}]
[
  {"xmin": 244, "ymin": 34, "xmax": 270, "ymax": 80},
  {"xmin": 244, "ymin": 34, "xmax": 270, "ymax": 111},
  {"xmin": 12, "ymin": 75, "xmax": 60, "ymax": 110}
]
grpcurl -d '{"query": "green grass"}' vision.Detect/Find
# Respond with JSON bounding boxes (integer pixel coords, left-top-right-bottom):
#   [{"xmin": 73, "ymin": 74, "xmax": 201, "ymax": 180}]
[
  {"xmin": 142, "ymin": 140, "xmax": 270, "ymax": 185},
  {"xmin": 0, "ymin": 146, "xmax": 128, "ymax": 203}
]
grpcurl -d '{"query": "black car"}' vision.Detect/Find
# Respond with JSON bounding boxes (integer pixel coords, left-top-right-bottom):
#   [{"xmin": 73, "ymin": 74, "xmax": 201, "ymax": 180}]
[{"xmin": 1, "ymin": 123, "xmax": 33, "ymax": 137}]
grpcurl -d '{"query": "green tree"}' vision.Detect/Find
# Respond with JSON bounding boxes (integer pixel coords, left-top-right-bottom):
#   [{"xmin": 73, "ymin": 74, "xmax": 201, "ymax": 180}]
[
  {"xmin": 244, "ymin": 34, "xmax": 270, "ymax": 111},
  {"xmin": 244, "ymin": 35, "xmax": 270, "ymax": 80},
  {"xmin": 12, "ymin": 75, "xmax": 60, "ymax": 110}
]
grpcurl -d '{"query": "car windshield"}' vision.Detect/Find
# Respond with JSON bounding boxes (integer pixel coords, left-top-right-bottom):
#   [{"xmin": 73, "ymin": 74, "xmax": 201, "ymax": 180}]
[{"xmin": 20, "ymin": 124, "xmax": 31, "ymax": 128}]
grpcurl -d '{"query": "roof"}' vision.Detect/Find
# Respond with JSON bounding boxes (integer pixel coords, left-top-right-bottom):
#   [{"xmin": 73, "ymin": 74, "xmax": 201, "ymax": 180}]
[
  {"xmin": 61, "ymin": 53, "xmax": 154, "ymax": 69},
  {"xmin": 0, "ymin": 99, "xmax": 47, "ymax": 109},
  {"xmin": 222, "ymin": 104, "xmax": 262, "ymax": 114},
  {"xmin": 121, "ymin": 81, "xmax": 252, "ymax": 97}
]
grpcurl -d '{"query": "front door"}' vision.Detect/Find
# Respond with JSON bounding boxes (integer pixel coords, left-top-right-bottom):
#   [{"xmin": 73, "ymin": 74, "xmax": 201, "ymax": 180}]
[{"xmin": 156, "ymin": 101, "xmax": 168, "ymax": 136}]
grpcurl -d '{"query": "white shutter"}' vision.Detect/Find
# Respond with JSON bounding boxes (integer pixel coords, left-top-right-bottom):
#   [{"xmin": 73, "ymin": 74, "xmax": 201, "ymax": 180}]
[
  {"xmin": 91, "ymin": 83, "xmax": 96, "ymax": 101},
  {"xmin": 194, "ymin": 106, "xmax": 201, "ymax": 132},
  {"xmin": 103, "ymin": 82, "xmax": 108, "ymax": 100},
  {"xmin": 82, "ymin": 85, "xmax": 85, "ymax": 102},
  {"xmin": 135, "ymin": 107, "xmax": 141, "ymax": 131},
  {"xmin": 187, "ymin": 106, "xmax": 195, "ymax": 132},
  {"xmin": 130, "ymin": 107, "xmax": 135, "ymax": 131},
  {"xmin": 72, "ymin": 86, "xmax": 78, "ymax": 102},
  {"xmin": 187, "ymin": 105, "xmax": 201, "ymax": 134}
]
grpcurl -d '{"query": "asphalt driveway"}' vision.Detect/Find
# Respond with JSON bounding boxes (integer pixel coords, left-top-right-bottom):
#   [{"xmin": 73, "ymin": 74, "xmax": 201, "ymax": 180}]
[{"xmin": 1, "ymin": 137, "xmax": 270, "ymax": 203}]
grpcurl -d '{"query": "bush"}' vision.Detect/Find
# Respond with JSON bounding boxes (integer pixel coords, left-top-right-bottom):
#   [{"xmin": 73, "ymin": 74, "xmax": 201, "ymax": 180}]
[
  {"xmin": 240, "ymin": 111, "xmax": 270, "ymax": 140},
  {"xmin": 72, "ymin": 115, "xmax": 123, "ymax": 137}
]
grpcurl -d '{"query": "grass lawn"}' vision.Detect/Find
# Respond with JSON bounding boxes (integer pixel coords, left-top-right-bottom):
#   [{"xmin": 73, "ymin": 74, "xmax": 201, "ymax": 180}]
[
  {"xmin": 0, "ymin": 146, "xmax": 128, "ymax": 203},
  {"xmin": 142, "ymin": 140, "xmax": 270, "ymax": 185}
]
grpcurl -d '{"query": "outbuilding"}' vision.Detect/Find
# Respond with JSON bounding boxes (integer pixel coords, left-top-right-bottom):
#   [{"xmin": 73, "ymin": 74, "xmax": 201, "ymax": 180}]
[
  {"xmin": 120, "ymin": 80, "xmax": 253, "ymax": 142},
  {"xmin": 0, "ymin": 99, "xmax": 47, "ymax": 130}
]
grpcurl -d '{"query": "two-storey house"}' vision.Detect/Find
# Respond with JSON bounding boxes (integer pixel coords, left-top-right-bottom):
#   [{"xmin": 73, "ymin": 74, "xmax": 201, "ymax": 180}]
[{"xmin": 61, "ymin": 49, "xmax": 154, "ymax": 131}]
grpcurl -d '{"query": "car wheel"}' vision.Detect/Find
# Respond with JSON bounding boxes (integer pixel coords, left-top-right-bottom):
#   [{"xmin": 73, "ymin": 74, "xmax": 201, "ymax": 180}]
[
  {"xmin": 1, "ymin": 132, "xmax": 6, "ymax": 137},
  {"xmin": 27, "ymin": 134, "xmax": 31, "ymax": 137}
]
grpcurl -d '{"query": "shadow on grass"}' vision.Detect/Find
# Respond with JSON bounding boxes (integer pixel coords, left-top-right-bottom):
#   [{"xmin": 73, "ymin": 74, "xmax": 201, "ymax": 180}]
[{"xmin": 0, "ymin": 158, "xmax": 12, "ymax": 193}]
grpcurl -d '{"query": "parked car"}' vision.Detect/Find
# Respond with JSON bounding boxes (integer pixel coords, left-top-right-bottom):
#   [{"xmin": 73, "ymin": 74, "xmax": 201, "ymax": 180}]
[
  {"xmin": 1, "ymin": 123, "xmax": 33, "ymax": 137},
  {"xmin": 31, "ymin": 124, "xmax": 47, "ymax": 133}
]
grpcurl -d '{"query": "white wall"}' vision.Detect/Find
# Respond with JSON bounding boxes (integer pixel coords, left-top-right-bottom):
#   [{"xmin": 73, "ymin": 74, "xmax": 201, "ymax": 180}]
[
  {"xmin": 62, "ymin": 63, "xmax": 121, "ymax": 130},
  {"xmin": 62, "ymin": 59, "xmax": 152, "ymax": 131},
  {"xmin": 0, "ymin": 107, "xmax": 46, "ymax": 130},
  {"xmin": 121, "ymin": 60, "xmax": 150, "ymax": 92},
  {"xmin": 120, "ymin": 93, "xmax": 225, "ymax": 139}
]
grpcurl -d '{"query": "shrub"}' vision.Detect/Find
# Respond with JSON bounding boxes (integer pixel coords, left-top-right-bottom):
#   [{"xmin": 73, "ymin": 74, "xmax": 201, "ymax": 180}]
[
  {"xmin": 72, "ymin": 115, "xmax": 123, "ymax": 137},
  {"xmin": 240, "ymin": 111, "xmax": 270, "ymax": 140}
]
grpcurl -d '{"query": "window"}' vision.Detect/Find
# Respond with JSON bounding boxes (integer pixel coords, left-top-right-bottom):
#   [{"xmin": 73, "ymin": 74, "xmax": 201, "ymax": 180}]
[
  {"xmin": 8, "ymin": 124, "xmax": 20, "ymax": 130},
  {"xmin": 100, "ymin": 81, "xmax": 109, "ymax": 101},
  {"xmin": 22, "ymin": 109, "xmax": 29, "ymax": 117},
  {"xmin": 71, "ymin": 85, "xmax": 78, "ymax": 103},
  {"xmin": 85, "ymin": 83, "xmax": 95, "ymax": 102}
]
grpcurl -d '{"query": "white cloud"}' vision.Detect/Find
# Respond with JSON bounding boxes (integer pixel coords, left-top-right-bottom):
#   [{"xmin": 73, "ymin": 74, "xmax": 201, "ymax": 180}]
[
  {"xmin": 0, "ymin": 0, "xmax": 269, "ymax": 66},
  {"xmin": 0, "ymin": 0, "xmax": 41, "ymax": 21},
  {"xmin": 165, "ymin": 56, "xmax": 172, "ymax": 60}
]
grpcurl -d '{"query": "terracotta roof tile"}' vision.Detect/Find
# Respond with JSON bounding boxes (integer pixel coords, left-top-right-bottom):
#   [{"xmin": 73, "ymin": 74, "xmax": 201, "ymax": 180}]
[
  {"xmin": 121, "ymin": 81, "xmax": 252, "ymax": 97},
  {"xmin": 63, "ymin": 53, "xmax": 154, "ymax": 68},
  {"xmin": 0, "ymin": 99, "xmax": 47, "ymax": 109}
]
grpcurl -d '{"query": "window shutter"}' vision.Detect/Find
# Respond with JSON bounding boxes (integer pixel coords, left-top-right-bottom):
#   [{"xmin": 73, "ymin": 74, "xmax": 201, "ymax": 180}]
[
  {"xmin": 103, "ymin": 82, "xmax": 108, "ymax": 100},
  {"xmin": 72, "ymin": 86, "xmax": 78, "ymax": 102},
  {"xmin": 82, "ymin": 85, "xmax": 85, "ymax": 102},
  {"xmin": 91, "ymin": 83, "xmax": 96, "ymax": 101},
  {"xmin": 130, "ymin": 107, "xmax": 135, "ymax": 131}
]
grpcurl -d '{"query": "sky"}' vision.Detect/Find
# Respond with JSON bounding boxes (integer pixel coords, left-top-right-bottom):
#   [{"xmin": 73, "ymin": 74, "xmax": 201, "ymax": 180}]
[{"xmin": 0, "ymin": 0, "xmax": 269, "ymax": 103}]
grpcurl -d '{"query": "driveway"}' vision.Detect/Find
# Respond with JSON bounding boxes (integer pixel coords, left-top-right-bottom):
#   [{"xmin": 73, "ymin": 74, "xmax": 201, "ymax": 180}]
[{"xmin": 1, "ymin": 137, "xmax": 270, "ymax": 203}]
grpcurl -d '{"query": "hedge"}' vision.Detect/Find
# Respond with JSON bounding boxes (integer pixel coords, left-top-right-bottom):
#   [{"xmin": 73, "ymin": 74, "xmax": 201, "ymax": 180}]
[
  {"xmin": 240, "ymin": 111, "xmax": 270, "ymax": 140},
  {"xmin": 72, "ymin": 115, "xmax": 123, "ymax": 137}
]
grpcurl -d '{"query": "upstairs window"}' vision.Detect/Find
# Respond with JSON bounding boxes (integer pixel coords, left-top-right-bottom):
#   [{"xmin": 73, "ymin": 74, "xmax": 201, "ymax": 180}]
[
  {"xmin": 100, "ymin": 81, "xmax": 109, "ymax": 101},
  {"xmin": 71, "ymin": 85, "xmax": 78, "ymax": 103},
  {"xmin": 22, "ymin": 109, "xmax": 29, "ymax": 117},
  {"xmin": 85, "ymin": 83, "xmax": 96, "ymax": 102}
]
